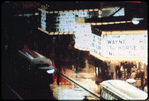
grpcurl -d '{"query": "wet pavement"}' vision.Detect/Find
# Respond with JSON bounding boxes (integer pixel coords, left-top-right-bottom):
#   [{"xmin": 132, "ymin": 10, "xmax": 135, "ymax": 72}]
[
  {"xmin": 49, "ymin": 56, "xmax": 101, "ymax": 100},
  {"xmin": 48, "ymin": 49, "xmax": 145, "ymax": 100}
]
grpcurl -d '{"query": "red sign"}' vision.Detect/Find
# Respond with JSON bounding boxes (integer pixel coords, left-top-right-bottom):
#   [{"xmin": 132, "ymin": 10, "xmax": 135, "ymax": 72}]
[
  {"xmin": 124, "ymin": 1, "xmax": 141, "ymax": 3},
  {"xmin": 22, "ymin": 2, "xmax": 39, "ymax": 9},
  {"xmin": 13, "ymin": 2, "xmax": 40, "ymax": 9}
]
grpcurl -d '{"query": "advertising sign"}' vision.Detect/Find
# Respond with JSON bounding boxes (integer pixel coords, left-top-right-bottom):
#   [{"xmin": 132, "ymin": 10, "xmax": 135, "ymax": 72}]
[
  {"xmin": 104, "ymin": 34, "xmax": 147, "ymax": 58},
  {"xmin": 89, "ymin": 30, "xmax": 148, "ymax": 61},
  {"xmin": 74, "ymin": 24, "xmax": 92, "ymax": 51},
  {"xmin": 90, "ymin": 33, "xmax": 102, "ymax": 56},
  {"xmin": 40, "ymin": 8, "xmax": 100, "ymax": 34},
  {"xmin": 57, "ymin": 12, "xmax": 76, "ymax": 32}
]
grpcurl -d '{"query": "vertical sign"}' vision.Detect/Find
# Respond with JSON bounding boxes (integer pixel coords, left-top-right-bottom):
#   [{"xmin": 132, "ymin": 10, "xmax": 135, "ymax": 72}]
[
  {"xmin": 74, "ymin": 24, "xmax": 92, "ymax": 50},
  {"xmin": 41, "ymin": 11, "xmax": 46, "ymax": 31},
  {"xmin": 90, "ymin": 33, "xmax": 103, "ymax": 56}
]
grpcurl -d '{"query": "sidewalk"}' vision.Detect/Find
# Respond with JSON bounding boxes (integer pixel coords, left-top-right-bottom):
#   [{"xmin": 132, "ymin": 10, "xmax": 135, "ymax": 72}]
[
  {"xmin": 48, "ymin": 51, "xmax": 147, "ymax": 100},
  {"xmin": 61, "ymin": 59, "xmax": 101, "ymax": 95}
]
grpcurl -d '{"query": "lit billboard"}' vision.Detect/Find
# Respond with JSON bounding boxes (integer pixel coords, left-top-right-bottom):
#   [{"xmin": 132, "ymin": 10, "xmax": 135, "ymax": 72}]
[
  {"xmin": 104, "ymin": 34, "xmax": 147, "ymax": 58},
  {"xmin": 39, "ymin": 8, "xmax": 99, "ymax": 34},
  {"xmin": 90, "ymin": 30, "xmax": 148, "ymax": 61},
  {"xmin": 74, "ymin": 24, "xmax": 92, "ymax": 51}
]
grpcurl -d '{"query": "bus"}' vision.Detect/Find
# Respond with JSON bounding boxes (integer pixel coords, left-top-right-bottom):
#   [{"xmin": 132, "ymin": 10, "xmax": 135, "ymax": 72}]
[{"xmin": 100, "ymin": 79, "xmax": 148, "ymax": 100}]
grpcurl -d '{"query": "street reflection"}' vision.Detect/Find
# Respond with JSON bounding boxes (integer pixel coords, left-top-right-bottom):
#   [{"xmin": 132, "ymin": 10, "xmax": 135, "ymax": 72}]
[{"xmin": 50, "ymin": 60, "xmax": 100, "ymax": 100}]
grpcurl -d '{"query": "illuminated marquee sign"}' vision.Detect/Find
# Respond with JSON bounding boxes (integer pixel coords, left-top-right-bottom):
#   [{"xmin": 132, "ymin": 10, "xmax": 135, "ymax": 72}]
[
  {"xmin": 39, "ymin": 8, "xmax": 147, "ymax": 61},
  {"xmin": 39, "ymin": 8, "xmax": 99, "ymax": 34},
  {"xmin": 56, "ymin": 12, "xmax": 76, "ymax": 32},
  {"xmin": 38, "ymin": 7, "xmax": 127, "ymax": 35},
  {"xmin": 51, "ymin": 10, "xmax": 98, "ymax": 33},
  {"xmin": 89, "ymin": 30, "xmax": 148, "ymax": 61},
  {"xmin": 74, "ymin": 24, "xmax": 92, "ymax": 50},
  {"xmin": 104, "ymin": 34, "xmax": 147, "ymax": 58},
  {"xmin": 90, "ymin": 33, "xmax": 103, "ymax": 56}
]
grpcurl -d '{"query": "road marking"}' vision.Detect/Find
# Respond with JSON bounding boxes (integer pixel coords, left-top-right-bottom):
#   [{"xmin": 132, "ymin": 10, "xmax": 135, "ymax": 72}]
[{"xmin": 7, "ymin": 84, "xmax": 23, "ymax": 100}]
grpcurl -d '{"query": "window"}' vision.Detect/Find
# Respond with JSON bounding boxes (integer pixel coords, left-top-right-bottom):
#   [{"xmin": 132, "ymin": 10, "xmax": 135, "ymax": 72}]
[
  {"xmin": 101, "ymin": 89, "xmax": 103, "ymax": 97},
  {"xmin": 102, "ymin": 90, "xmax": 106, "ymax": 99},
  {"xmin": 104, "ymin": 92, "xmax": 107, "ymax": 99},
  {"xmin": 110, "ymin": 96, "xmax": 113, "ymax": 100},
  {"xmin": 107, "ymin": 94, "xmax": 111, "ymax": 99},
  {"xmin": 34, "ymin": 63, "xmax": 49, "ymax": 69},
  {"xmin": 107, "ymin": 91, "xmax": 113, "ymax": 100}
]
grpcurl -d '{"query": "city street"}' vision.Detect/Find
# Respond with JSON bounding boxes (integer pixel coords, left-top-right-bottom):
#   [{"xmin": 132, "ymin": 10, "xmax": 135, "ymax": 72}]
[
  {"xmin": 2, "ymin": 1, "xmax": 147, "ymax": 100},
  {"xmin": 48, "ymin": 52, "xmax": 100, "ymax": 100}
]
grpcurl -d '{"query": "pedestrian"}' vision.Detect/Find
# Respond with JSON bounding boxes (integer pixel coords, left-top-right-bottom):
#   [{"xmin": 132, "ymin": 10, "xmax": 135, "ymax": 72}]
[
  {"xmin": 55, "ymin": 56, "xmax": 61, "ymax": 86},
  {"xmin": 111, "ymin": 72, "xmax": 113, "ymax": 79},
  {"xmin": 144, "ymin": 85, "xmax": 148, "ymax": 93},
  {"xmin": 141, "ymin": 70, "xmax": 145, "ymax": 90},
  {"xmin": 131, "ymin": 66, "xmax": 137, "ymax": 74},
  {"xmin": 127, "ymin": 63, "xmax": 131, "ymax": 78},
  {"xmin": 108, "ymin": 74, "xmax": 112, "ymax": 80},
  {"xmin": 83, "ymin": 96, "xmax": 89, "ymax": 101},
  {"xmin": 106, "ymin": 73, "xmax": 111, "ymax": 80},
  {"xmin": 130, "ymin": 71, "xmax": 136, "ymax": 79},
  {"xmin": 118, "ymin": 71, "xmax": 122, "ymax": 79},
  {"xmin": 116, "ymin": 66, "xmax": 120, "ymax": 78}
]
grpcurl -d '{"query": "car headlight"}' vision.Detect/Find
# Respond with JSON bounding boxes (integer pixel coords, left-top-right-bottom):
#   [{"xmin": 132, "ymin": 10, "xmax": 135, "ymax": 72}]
[{"xmin": 47, "ymin": 69, "xmax": 55, "ymax": 74}]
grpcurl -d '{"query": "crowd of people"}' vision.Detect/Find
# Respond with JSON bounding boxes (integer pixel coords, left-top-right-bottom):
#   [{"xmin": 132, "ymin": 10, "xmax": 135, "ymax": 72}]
[{"xmin": 104, "ymin": 61, "xmax": 147, "ymax": 91}]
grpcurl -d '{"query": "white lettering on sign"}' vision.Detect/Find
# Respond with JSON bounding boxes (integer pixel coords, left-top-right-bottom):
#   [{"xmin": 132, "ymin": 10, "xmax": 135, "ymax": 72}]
[
  {"xmin": 107, "ymin": 40, "xmax": 126, "ymax": 44},
  {"xmin": 57, "ymin": 12, "xmax": 76, "ymax": 32},
  {"xmin": 74, "ymin": 24, "xmax": 92, "ymax": 50},
  {"xmin": 90, "ymin": 33, "xmax": 103, "ymax": 56},
  {"xmin": 104, "ymin": 34, "xmax": 147, "ymax": 58},
  {"xmin": 41, "ymin": 11, "xmax": 46, "ymax": 30},
  {"xmin": 40, "ymin": 9, "xmax": 99, "ymax": 33},
  {"xmin": 53, "ymin": 10, "xmax": 97, "ymax": 32}
]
